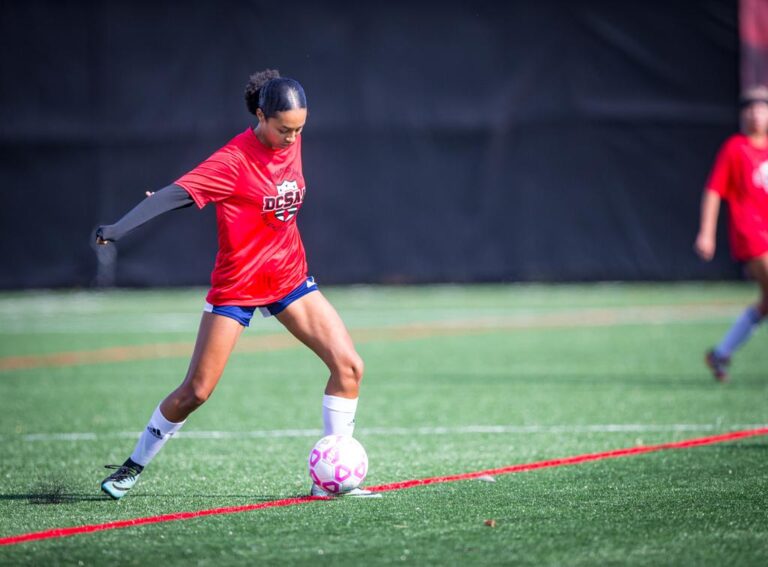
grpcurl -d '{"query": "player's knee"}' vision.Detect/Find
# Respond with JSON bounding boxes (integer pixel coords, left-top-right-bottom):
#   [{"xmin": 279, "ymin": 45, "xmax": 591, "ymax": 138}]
[
  {"xmin": 332, "ymin": 351, "xmax": 364, "ymax": 386},
  {"xmin": 191, "ymin": 384, "xmax": 213, "ymax": 406},
  {"xmin": 178, "ymin": 381, "xmax": 213, "ymax": 409},
  {"xmin": 347, "ymin": 352, "xmax": 364, "ymax": 385},
  {"xmin": 350, "ymin": 353, "xmax": 364, "ymax": 384}
]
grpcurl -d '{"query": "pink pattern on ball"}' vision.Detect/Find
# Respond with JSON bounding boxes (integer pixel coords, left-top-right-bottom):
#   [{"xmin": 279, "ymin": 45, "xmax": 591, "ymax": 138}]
[
  {"xmin": 322, "ymin": 480, "xmax": 340, "ymax": 494},
  {"xmin": 335, "ymin": 465, "xmax": 352, "ymax": 482},
  {"xmin": 322, "ymin": 446, "xmax": 340, "ymax": 464}
]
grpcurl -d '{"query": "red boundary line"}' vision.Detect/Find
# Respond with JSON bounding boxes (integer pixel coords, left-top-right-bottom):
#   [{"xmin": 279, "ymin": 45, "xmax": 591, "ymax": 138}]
[{"xmin": 2, "ymin": 427, "xmax": 766, "ymax": 547}]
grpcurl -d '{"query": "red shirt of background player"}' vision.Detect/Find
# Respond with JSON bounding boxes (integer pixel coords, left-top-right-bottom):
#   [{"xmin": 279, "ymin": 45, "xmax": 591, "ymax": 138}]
[
  {"xmin": 706, "ymin": 134, "xmax": 768, "ymax": 261},
  {"xmin": 175, "ymin": 129, "xmax": 308, "ymax": 305}
]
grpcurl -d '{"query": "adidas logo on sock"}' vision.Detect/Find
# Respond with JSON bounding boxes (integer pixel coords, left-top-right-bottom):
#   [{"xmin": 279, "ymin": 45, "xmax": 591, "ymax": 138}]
[{"xmin": 147, "ymin": 426, "xmax": 163, "ymax": 439}]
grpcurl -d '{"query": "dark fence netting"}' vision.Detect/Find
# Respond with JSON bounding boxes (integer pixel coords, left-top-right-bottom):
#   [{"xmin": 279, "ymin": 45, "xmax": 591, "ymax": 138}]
[{"xmin": 0, "ymin": 0, "xmax": 740, "ymax": 288}]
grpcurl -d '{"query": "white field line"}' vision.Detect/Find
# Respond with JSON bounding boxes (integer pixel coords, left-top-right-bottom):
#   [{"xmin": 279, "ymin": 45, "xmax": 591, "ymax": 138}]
[{"xmin": 11, "ymin": 423, "xmax": 768, "ymax": 442}]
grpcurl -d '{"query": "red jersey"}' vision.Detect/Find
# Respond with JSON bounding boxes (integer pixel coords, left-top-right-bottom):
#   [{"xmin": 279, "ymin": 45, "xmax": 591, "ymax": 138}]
[
  {"xmin": 706, "ymin": 134, "xmax": 768, "ymax": 261},
  {"xmin": 176, "ymin": 128, "xmax": 308, "ymax": 305}
]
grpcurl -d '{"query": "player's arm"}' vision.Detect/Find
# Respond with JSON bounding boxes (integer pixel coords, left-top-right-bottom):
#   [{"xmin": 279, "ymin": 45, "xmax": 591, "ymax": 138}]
[
  {"xmin": 95, "ymin": 184, "xmax": 194, "ymax": 244},
  {"xmin": 694, "ymin": 189, "xmax": 721, "ymax": 261}
]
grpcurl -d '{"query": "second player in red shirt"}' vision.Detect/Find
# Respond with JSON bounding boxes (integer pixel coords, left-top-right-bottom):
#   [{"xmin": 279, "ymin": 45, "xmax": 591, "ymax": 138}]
[{"xmin": 695, "ymin": 85, "xmax": 768, "ymax": 381}]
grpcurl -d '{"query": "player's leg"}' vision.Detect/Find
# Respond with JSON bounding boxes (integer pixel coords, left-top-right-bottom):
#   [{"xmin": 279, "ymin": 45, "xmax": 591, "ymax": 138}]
[
  {"xmin": 101, "ymin": 311, "xmax": 245, "ymax": 499},
  {"xmin": 276, "ymin": 290, "xmax": 363, "ymax": 435},
  {"xmin": 707, "ymin": 252, "xmax": 768, "ymax": 381},
  {"xmin": 275, "ymin": 291, "xmax": 378, "ymax": 497},
  {"xmin": 160, "ymin": 311, "xmax": 247, "ymax": 421},
  {"xmin": 747, "ymin": 252, "xmax": 768, "ymax": 316}
]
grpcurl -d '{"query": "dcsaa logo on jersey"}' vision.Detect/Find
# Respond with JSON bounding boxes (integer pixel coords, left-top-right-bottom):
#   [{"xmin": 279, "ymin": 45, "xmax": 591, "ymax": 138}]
[
  {"xmin": 263, "ymin": 180, "xmax": 305, "ymax": 222},
  {"xmin": 754, "ymin": 161, "xmax": 768, "ymax": 193}
]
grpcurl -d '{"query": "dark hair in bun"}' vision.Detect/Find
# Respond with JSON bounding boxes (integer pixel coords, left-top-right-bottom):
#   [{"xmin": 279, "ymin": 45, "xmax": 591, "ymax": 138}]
[{"xmin": 244, "ymin": 69, "xmax": 307, "ymax": 118}]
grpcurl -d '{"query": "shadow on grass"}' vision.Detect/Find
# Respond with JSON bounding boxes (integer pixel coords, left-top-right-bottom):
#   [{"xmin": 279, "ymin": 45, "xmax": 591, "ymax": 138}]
[
  {"xmin": 4, "ymin": 477, "xmax": 288, "ymax": 505},
  {"xmin": 0, "ymin": 492, "xmax": 284, "ymax": 504},
  {"xmin": 0, "ymin": 492, "xmax": 104, "ymax": 504}
]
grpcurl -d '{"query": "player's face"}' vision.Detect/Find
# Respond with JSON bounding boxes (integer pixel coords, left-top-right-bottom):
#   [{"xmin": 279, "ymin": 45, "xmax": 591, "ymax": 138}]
[
  {"xmin": 257, "ymin": 108, "xmax": 307, "ymax": 149},
  {"xmin": 743, "ymin": 101, "xmax": 768, "ymax": 136}
]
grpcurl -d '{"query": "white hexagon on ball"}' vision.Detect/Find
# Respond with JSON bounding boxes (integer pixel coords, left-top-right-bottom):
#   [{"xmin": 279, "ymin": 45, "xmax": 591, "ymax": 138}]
[{"xmin": 308, "ymin": 434, "xmax": 368, "ymax": 494}]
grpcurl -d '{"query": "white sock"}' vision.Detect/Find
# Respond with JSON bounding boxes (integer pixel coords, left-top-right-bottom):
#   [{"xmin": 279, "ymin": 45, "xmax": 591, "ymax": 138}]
[
  {"xmin": 715, "ymin": 306, "xmax": 763, "ymax": 358},
  {"xmin": 322, "ymin": 395, "xmax": 358, "ymax": 436},
  {"xmin": 129, "ymin": 405, "xmax": 186, "ymax": 467}
]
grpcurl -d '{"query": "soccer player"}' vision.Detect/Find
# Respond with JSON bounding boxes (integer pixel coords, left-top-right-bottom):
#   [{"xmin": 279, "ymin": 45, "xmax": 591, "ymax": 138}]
[
  {"xmin": 96, "ymin": 70, "xmax": 378, "ymax": 498},
  {"xmin": 694, "ymin": 85, "xmax": 768, "ymax": 381}
]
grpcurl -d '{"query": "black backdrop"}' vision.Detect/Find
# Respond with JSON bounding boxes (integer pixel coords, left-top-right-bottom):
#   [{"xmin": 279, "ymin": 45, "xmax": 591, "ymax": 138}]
[{"xmin": 0, "ymin": 0, "xmax": 740, "ymax": 287}]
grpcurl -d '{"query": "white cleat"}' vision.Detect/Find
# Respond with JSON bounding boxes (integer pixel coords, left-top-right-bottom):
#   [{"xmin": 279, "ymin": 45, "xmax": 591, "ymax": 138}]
[{"xmin": 310, "ymin": 484, "xmax": 382, "ymax": 498}]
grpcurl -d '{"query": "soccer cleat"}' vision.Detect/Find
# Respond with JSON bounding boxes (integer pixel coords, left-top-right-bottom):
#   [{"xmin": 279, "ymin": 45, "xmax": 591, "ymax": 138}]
[
  {"xmin": 705, "ymin": 349, "xmax": 730, "ymax": 382},
  {"xmin": 101, "ymin": 464, "xmax": 142, "ymax": 500},
  {"xmin": 310, "ymin": 484, "xmax": 382, "ymax": 498}
]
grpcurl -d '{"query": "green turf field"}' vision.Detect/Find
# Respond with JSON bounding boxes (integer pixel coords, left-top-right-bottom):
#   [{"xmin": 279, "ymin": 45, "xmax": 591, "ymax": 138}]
[{"xmin": 0, "ymin": 284, "xmax": 766, "ymax": 566}]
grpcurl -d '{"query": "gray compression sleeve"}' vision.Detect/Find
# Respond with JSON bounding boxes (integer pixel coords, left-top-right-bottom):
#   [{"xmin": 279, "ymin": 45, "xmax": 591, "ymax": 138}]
[{"xmin": 96, "ymin": 184, "xmax": 194, "ymax": 242}]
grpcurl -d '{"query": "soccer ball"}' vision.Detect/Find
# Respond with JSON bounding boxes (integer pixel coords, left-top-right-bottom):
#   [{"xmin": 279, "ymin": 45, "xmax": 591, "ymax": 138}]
[{"xmin": 308, "ymin": 434, "xmax": 368, "ymax": 494}]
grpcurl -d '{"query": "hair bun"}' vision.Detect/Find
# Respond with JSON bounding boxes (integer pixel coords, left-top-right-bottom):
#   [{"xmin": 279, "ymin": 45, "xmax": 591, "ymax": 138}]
[{"xmin": 245, "ymin": 69, "xmax": 281, "ymax": 115}]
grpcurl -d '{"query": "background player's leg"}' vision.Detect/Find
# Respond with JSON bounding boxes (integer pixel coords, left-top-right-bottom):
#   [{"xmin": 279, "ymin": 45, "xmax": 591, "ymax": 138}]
[
  {"xmin": 747, "ymin": 252, "xmax": 768, "ymax": 317},
  {"xmin": 709, "ymin": 252, "xmax": 768, "ymax": 377},
  {"xmin": 276, "ymin": 292, "xmax": 363, "ymax": 436}
]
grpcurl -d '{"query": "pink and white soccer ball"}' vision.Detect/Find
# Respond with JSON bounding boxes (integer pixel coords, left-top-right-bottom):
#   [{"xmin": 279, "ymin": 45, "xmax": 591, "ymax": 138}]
[{"xmin": 308, "ymin": 434, "xmax": 368, "ymax": 494}]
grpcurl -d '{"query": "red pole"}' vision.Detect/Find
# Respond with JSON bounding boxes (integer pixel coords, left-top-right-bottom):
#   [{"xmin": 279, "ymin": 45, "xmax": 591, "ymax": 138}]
[{"xmin": 741, "ymin": 0, "xmax": 768, "ymax": 89}]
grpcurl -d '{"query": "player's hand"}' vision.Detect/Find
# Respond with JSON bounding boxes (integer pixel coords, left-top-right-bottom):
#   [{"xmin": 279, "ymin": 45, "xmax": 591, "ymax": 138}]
[
  {"xmin": 146, "ymin": 191, "xmax": 155, "ymax": 197},
  {"xmin": 95, "ymin": 226, "xmax": 111, "ymax": 246},
  {"xmin": 694, "ymin": 232, "xmax": 715, "ymax": 261}
]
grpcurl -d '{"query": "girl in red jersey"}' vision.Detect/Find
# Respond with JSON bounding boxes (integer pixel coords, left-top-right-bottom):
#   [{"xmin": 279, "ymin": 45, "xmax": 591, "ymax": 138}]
[
  {"xmin": 695, "ymin": 85, "xmax": 768, "ymax": 381},
  {"xmin": 96, "ymin": 70, "xmax": 377, "ymax": 498}
]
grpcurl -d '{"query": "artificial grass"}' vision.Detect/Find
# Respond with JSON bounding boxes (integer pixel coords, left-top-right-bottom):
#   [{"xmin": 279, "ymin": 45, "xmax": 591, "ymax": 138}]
[{"xmin": 0, "ymin": 284, "xmax": 766, "ymax": 566}]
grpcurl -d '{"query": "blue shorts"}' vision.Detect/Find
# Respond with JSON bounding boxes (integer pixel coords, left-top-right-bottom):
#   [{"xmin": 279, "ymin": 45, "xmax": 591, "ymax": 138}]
[{"xmin": 203, "ymin": 276, "xmax": 318, "ymax": 327}]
